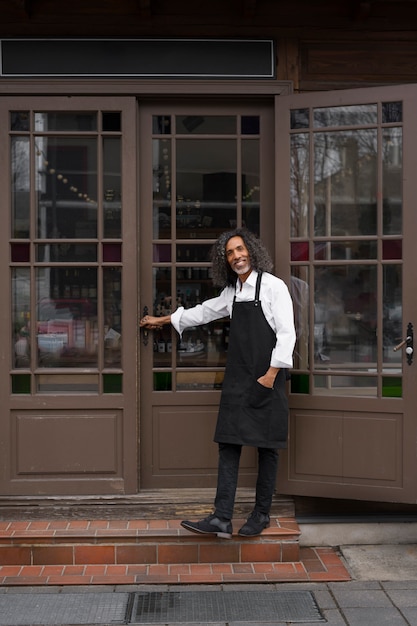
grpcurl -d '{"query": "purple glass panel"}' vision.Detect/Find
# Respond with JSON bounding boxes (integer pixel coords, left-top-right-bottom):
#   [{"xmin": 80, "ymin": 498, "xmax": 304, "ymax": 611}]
[
  {"xmin": 11, "ymin": 242, "xmax": 30, "ymax": 262},
  {"xmin": 103, "ymin": 243, "xmax": 122, "ymax": 263},
  {"xmin": 383, "ymin": 239, "xmax": 402, "ymax": 260},
  {"xmin": 291, "ymin": 241, "xmax": 309, "ymax": 262}
]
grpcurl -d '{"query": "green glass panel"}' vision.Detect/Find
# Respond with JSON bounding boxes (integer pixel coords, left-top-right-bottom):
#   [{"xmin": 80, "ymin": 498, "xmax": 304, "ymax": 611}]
[
  {"xmin": 382, "ymin": 377, "xmax": 402, "ymax": 398},
  {"xmin": 12, "ymin": 374, "xmax": 31, "ymax": 394},
  {"xmin": 103, "ymin": 374, "xmax": 123, "ymax": 394},
  {"xmin": 153, "ymin": 372, "xmax": 172, "ymax": 391},
  {"xmin": 290, "ymin": 373, "xmax": 309, "ymax": 394}
]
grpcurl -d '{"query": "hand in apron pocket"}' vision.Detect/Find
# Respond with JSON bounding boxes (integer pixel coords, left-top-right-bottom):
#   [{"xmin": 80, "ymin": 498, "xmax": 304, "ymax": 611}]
[{"xmin": 248, "ymin": 380, "xmax": 274, "ymax": 409}]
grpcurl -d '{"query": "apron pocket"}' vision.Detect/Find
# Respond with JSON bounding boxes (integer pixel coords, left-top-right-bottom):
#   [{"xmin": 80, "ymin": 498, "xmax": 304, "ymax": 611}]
[{"xmin": 248, "ymin": 380, "xmax": 274, "ymax": 409}]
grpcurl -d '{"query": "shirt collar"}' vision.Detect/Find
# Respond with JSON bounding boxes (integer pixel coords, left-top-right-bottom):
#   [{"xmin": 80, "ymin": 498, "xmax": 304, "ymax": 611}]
[{"xmin": 236, "ymin": 269, "xmax": 257, "ymax": 291}]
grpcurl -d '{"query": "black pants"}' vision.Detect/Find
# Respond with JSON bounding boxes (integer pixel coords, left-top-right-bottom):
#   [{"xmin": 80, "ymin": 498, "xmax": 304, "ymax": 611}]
[{"xmin": 214, "ymin": 443, "xmax": 279, "ymax": 520}]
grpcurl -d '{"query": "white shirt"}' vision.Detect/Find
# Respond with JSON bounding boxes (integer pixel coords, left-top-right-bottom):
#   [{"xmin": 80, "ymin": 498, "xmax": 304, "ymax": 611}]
[{"xmin": 171, "ymin": 270, "xmax": 295, "ymax": 369}]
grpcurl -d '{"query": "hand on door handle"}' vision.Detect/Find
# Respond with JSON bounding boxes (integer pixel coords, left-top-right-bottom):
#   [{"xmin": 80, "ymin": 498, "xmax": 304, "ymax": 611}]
[{"xmin": 393, "ymin": 322, "xmax": 414, "ymax": 365}]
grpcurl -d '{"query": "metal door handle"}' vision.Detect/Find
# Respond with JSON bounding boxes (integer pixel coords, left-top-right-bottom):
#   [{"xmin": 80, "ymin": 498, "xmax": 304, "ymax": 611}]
[
  {"xmin": 141, "ymin": 306, "xmax": 149, "ymax": 346},
  {"xmin": 393, "ymin": 322, "xmax": 414, "ymax": 365}
]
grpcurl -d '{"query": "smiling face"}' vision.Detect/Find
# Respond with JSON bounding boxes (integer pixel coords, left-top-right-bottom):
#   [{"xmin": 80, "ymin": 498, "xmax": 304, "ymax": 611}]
[{"xmin": 225, "ymin": 235, "xmax": 252, "ymax": 282}]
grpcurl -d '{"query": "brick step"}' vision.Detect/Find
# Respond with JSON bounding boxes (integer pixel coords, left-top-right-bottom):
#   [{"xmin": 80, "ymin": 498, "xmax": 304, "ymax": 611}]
[{"xmin": 0, "ymin": 517, "xmax": 300, "ymax": 568}]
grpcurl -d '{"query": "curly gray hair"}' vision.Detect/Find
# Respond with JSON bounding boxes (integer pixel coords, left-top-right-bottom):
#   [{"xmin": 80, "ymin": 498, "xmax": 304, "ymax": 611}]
[{"xmin": 210, "ymin": 227, "xmax": 273, "ymax": 287}]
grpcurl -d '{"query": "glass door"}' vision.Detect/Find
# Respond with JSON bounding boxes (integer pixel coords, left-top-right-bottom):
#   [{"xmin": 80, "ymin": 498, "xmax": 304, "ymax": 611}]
[
  {"xmin": 139, "ymin": 102, "xmax": 275, "ymax": 488},
  {"xmin": 276, "ymin": 85, "xmax": 417, "ymax": 503}
]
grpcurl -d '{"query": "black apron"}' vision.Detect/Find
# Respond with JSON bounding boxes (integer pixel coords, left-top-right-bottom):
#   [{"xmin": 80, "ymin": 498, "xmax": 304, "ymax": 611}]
[{"xmin": 214, "ymin": 272, "xmax": 289, "ymax": 449}]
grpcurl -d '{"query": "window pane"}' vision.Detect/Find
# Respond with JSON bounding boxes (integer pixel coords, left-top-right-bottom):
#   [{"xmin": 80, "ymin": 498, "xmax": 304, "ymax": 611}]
[
  {"xmin": 36, "ymin": 373, "xmax": 99, "ymax": 393},
  {"xmin": 103, "ymin": 137, "xmax": 121, "ymax": 238},
  {"xmin": 176, "ymin": 115, "xmax": 236, "ymax": 134},
  {"xmin": 36, "ymin": 243, "xmax": 97, "ymax": 262},
  {"xmin": 12, "ymin": 374, "xmax": 31, "ymax": 394},
  {"xmin": 34, "ymin": 112, "xmax": 97, "ymax": 131},
  {"xmin": 382, "ymin": 102, "xmax": 402, "ymax": 124},
  {"xmin": 36, "ymin": 267, "xmax": 98, "ymax": 368},
  {"xmin": 290, "ymin": 108, "xmax": 310, "ymax": 130},
  {"xmin": 11, "ymin": 111, "xmax": 30, "ymax": 131},
  {"xmin": 314, "ymin": 265, "xmax": 377, "ymax": 368},
  {"xmin": 153, "ymin": 115, "xmax": 171, "ymax": 135},
  {"xmin": 313, "ymin": 105, "xmax": 377, "ymax": 128},
  {"xmin": 241, "ymin": 116, "xmax": 260, "ymax": 135},
  {"xmin": 102, "ymin": 112, "xmax": 121, "ymax": 132},
  {"xmin": 36, "ymin": 136, "xmax": 97, "ymax": 238},
  {"xmin": 314, "ymin": 375, "xmax": 377, "ymax": 396},
  {"xmin": 291, "ymin": 267, "xmax": 309, "ymax": 370},
  {"xmin": 314, "ymin": 130, "xmax": 377, "ymax": 236},
  {"xmin": 153, "ymin": 138, "xmax": 171, "ymax": 239},
  {"xmin": 314, "ymin": 240, "xmax": 377, "ymax": 260},
  {"xmin": 383, "ymin": 127, "xmax": 402, "ymax": 235},
  {"xmin": 12, "ymin": 268, "xmax": 31, "ymax": 369},
  {"xmin": 104, "ymin": 267, "xmax": 121, "ymax": 368},
  {"xmin": 290, "ymin": 134, "xmax": 309, "ymax": 238},
  {"xmin": 383, "ymin": 265, "xmax": 402, "ymax": 367},
  {"xmin": 11, "ymin": 136, "xmax": 30, "ymax": 238},
  {"xmin": 242, "ymin": 139, "xmax": 260, "ymax": 234},
  {"xmin": 176, "ymin": 370, "xmax": 224, "ymax": 390},
  {"xmin": 176, "ymin": 139, "xmax": 237, "ymax": 239}
]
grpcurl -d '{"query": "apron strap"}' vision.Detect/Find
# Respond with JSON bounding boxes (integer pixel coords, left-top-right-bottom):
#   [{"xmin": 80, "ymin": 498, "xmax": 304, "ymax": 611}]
[{"xmin": 254, "ymin": 271, "xmax": 263, "ymax": 306}]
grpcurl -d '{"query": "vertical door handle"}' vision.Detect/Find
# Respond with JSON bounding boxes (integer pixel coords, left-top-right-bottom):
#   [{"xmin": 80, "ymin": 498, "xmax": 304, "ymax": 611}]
[
  {"xmin": 141, "ymin": 306, "xmax": 149, "ymax": 346},
  {"xmin": 393, "ymin": 322, "xmax": 414, "ymax": 365}
]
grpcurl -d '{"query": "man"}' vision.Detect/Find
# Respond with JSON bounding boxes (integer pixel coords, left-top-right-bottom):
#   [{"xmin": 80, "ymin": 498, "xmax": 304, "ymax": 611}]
[{"xmin": 140, "ymin": 228, "xmax": 295, "ymax": 538}]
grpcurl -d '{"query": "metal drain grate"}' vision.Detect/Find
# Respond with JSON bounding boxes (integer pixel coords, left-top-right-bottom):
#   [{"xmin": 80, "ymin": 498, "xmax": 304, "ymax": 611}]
[
  {"xmin": 0, "ymin": 592, "xmax": 130, "ymax": 625},
  {"xmin": 131, "ymin": 590, "xmax": 325, "ymax": 623}
]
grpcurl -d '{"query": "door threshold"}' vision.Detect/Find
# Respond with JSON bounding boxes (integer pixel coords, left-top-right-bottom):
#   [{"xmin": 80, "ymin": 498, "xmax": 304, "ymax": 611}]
[{"xmin": 0, "ymin": 489, "xmax": 294, "ymax": 520}]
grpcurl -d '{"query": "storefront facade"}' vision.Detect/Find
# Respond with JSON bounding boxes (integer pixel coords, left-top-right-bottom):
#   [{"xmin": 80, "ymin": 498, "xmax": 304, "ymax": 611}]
[{"xmin": 1, "ymin": 1, "xmax": 417, "ymax": 511}]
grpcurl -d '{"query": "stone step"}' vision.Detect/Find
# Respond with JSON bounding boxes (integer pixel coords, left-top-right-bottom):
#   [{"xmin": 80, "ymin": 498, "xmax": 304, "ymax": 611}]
[{"xmin": 0, "ymin": 517, "xmax": 300, "ymax": 568}]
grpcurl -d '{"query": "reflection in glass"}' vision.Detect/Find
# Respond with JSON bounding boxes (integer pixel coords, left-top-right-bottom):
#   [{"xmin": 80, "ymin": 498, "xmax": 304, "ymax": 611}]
[
  {"xmin": 176, "ymin": 244, "xmax": 211, "ymax": 262},
  {"xmin": 153, "ymin": 138, "xmax": 171, "ymax": 239},
  {"xmin": 104, "ymin": 267, "xmax": 122, "ymax": 368},
  {"xmin": 36, "ymin": 243, "xmax": 97, "ymax": 262},
  {"xmin": 314, "ymin": 264, "xmax": 377, "ymax": 368},
  {"xmin": 290, "ymin": 109, "xmax": 309, "ymax": 130},
  {"xmin": 11, "ymin": 136, "xmax": 30, "ymax": 238},
  {"xmin": 176, "ymin": 139, "xmax": 237, "ymax": 239},
  {"xmin": 34, "ymin": 112, "xmax": 97, "ymax": 132},
  {"xmin": 314, "ymin": 240, "xmax": 377, "ymax": 260},
  {"xmin": 12, "ymin": 374, "xmax": 31, "ymax": 394},
  {"xmin": 36, "ymin": 267, "xmax": 98, "ymax": 368},
  {"xmin": 176, "ymin": 115, "xmax": 236, "ymax": 134},
  {"xmin": 291, "ymin": 267, "xmax": 309, "ymax": 370},
  {"xmin": 153, "ymin": 267, "xmax": 172, "ymax": 368},
  {"xmin": 36, "ymin": 374, "xmax": 99, "ymax": 393},
  {"xmin": 103, "ymin": 137, "xmax": 121, "ymax": 238},
  {"xmin": 11, "ymin": 111, "xmax": 30, "ymax": 131},
  {"xmin": 35, "ymin": 136, "xmax": 98, "ymax": 239},
  {"xmin": 152, "ymin": 115, "xmax": 171, "ymax": 135},
  {"xmin": 314, "ymin": 130, "xmax": 377, "ymax": 236},
  {"xmin": 314, "ymin": 375, "xmax": 377, "ymax": 396},
  {"xmin": 382, "ymin": 102, "xmax": 402, "ymax": 124},
  {"xmin": 176, "ymin": 370, "xmax": 224, "ymax": 391},
  {"xmin": 383, "ymin": 265, "xmax": 402, "ymax": 366},
  {"xmin": 12, "ymin": 243, "xmax": 30, "ymax": 262},
  {"xmin": 290, "ymin": 134, "xmax": 309, "ymax": 238},
  {"xmin": 383, "ymin": 127, "xmax": 402, "ymax": 235},
  {"xmin": 382, "ymin": 376, "xmax": 402, "ymax": 397},
  {"xmin": 242, "ymin": 139, "xmax": 260, "ymax": 233},
  {"xmin": 313, "ymin": 105, "xmax": 377, "ymax": 128},
  {"xmin": 12, "ymin": 268, "xmax": 31, "ymax": 369}
]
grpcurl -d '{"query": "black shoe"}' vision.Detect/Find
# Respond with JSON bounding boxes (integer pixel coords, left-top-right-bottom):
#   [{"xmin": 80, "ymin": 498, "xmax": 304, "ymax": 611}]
[
  {"xmin": 238, "ymin": 511, "xmax": 270, "ymax": 537},
  {"xmin": 181, "ymin": 513, "xmax": 233, "ymax": 539}
]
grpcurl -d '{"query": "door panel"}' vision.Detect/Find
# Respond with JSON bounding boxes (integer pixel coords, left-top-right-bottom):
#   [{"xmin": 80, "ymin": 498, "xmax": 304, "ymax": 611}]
[
  {"xmin": 139, "ymin": 102, "xmax": 274, "ymax": 489},
  {"xmin": 276, "ymin": 85, "xmax": 417, "ymax": 503},
  {"xmin": 0, "ymin": 97, "xmax": 138, "ymax": 495}
]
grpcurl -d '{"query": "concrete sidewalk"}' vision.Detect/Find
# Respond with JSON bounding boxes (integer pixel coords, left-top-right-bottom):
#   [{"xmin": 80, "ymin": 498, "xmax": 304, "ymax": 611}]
[{"xmin": 1, "ymin": 579, "xmax": 417, "ymax": 625}]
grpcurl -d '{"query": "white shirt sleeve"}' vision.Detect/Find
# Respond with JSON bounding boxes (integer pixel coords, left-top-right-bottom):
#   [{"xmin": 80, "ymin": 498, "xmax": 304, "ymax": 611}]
[
  {"xmin": 261, "ymin": 274, "xmax": 296, "ymax": 369},
  {"xmin": 170, "ymin": 287, "xmax": 233, "ymax": 336}
]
